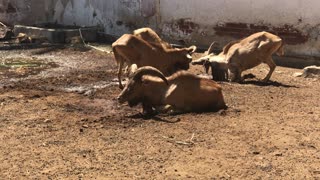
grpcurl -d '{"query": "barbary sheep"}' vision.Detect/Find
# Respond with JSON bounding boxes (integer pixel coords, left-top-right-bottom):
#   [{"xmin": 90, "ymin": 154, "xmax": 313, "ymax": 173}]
[
  {"xmin": 117, "ymin": 66, "xmax": 227, "ymax": 115},
  {"xmin": 192, "ymin": 31, "xmax": 284, "ymax": 82},
  {"xmin": 112, "ymin": 28, "xmax": 196, "ymax": 89}
]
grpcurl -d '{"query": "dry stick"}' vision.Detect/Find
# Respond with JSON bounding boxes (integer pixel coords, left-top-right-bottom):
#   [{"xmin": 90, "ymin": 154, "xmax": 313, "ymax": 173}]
[
  {"xmin": 78, "ymin": 28, "xmax": 110, "ymax": 53},
  {"xmin": 78, "ymin": 28, "xmax": 86, "ymax": 45},
  {"xmin": 0, "ymin": 22, "xmax": 7, "ymax": 28},
  {"xmin": 190, "ymin": 133, "xmax": 195, "ymax": 142},
  {"xmin": 162, "ymin": 135, "xmax": 194, "ymax": 146}
]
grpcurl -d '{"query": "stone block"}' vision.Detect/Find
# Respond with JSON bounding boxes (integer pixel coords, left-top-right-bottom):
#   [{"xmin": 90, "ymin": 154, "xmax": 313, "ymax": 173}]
[{"xmin": 13, "ymin": 25, "xmax": 101, "ymax": 43}]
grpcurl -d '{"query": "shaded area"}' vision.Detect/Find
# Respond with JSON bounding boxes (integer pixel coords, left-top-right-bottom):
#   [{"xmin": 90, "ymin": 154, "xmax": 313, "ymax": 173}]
[
  {"xmin": 0, "ymin": 57, "xmax": 59, "ymax": 78},
  {"xmin": 0, "ymin": 43, "xmax": 64, "ymax": 51},
  {"xmin": 0, "ymin": 22, "xmax": 13, "ymax": 40},
  {"xmin": 214, "ymin": 22, "xmax": 308, "ymax": 45},
  {"xmin": 128, "ymin": 113, "xmax": 181, "ymax": 123}
]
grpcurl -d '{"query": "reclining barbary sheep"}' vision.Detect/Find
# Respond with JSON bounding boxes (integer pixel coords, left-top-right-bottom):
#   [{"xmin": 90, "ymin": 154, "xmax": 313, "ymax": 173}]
[
  {"xmin": 112, "ymin": 27, "xmax": 196, "ymax": 89},
  {"xmin": 117, "ymin": 66, "xmax": 227, "ymax": 115},
  {"xmin": 192, "ymin": 31, "xmax": 284, "ymax": 82}
]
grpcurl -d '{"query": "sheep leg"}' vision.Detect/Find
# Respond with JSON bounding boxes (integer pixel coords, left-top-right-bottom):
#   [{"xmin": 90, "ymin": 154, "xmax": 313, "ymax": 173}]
[
  {"xmin": 211, "ymin": 62, "xmax": 229, "ymax": 81},
  {"xmin": 212, "ymin": 69, "xmax": 223, "ymax": 81},
  {"xmin": 262, "ymin": 57, "xmax": 276, "ymax": 82},
  {"xmin": 204, "ymin": 62, "xmax": 210, "ymax": 74},
  {"xmin": 228, "ymin": 64, "xmax": 241, "ymax": 82},
  {"xmin": 218, "ymin": 68, "xmax": 227, "ymax": 81},
  {"xmin": 142, "ymin": 103, "xmax": 156, "ymax": 116},
  {"xmin": 156, "ymin": 104, "xmax": 172, "ymax": 113},
  {"xmin": 165, "ymin": 105, "xmax": 185, "ymax": 115},
  {"xmin": 211, "ymin": 62, "xmax": 224, "ymax": 81},
  {"xmin": 117, "ymin": 60, "xmax": 124, "ymax": 89},
  {"xmin": 224, "ymin": 68, "xmax": 229, "ymax": 81},
  {"xmin": 219, "ymin": 64, "xmax": 229, "ymax": 81},
  {"xmin": 124, "ymin": 65, "xmax": 129, "ymax": 76}
]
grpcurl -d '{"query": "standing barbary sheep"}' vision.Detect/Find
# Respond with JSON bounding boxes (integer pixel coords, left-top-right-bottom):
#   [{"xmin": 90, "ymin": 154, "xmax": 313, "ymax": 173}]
[
  {"xmin": 112, "ymin": 28, "xmax": 196, "ymax": 89},
  {"xmin": 117, "ymin": 66, "xmax": 227, "ymax": 115},
  {"xmin": 122, "ymin": 27, "xmax": 173, "ymax": 76},
  {"xmin": 192, "ymin": 31, "xmax": 284, "ymax": 82},
  {"xmin": 133, "ymin": 27, "xmax": 172, "ymax": 50}
]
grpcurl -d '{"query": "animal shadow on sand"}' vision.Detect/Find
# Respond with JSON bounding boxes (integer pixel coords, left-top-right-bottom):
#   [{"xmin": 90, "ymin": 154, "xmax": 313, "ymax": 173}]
[
  {"xmin": 128, "ymin": 113, "xmax": 181, "ymax": 123},
  {"xmin": 128, "ymin": 108, "xmax": 226, "ymax": 123},
  {"xmin": 240, "ymin": 73, "xmax": 299, "ymax": 88}
]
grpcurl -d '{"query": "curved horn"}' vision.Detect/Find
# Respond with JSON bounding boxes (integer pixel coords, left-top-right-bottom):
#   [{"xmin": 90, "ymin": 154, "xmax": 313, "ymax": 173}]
[
  {"xmin": 132, "ymin": 66, "xmax": 169, "ymax": 85},
  {"xmin": 187, "ymin": 45, "xmax": 197, "ymax": 54},
  {"xmin": 207, "ymin": 42, "xmax": 216, "ymax": 55}
]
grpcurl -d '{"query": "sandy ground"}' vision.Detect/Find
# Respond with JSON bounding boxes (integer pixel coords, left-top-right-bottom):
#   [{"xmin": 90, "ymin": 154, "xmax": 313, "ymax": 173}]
[{"xmin": 0, "ymin": 43, "xmax": 319, "ymax": 179}]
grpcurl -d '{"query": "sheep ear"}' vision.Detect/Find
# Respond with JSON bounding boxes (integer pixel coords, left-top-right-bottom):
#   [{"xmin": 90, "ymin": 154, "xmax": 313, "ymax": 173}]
[
  {"xmin": 186, "ymin": 45, "xmax": 197, "ymax": 54},
  {"xmin": 141, "ymin": 78, "xmax": 150, "ymax": 85}
]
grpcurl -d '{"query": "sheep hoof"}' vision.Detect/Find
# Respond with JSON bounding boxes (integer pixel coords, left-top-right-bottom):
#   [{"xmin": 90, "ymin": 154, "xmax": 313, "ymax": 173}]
[{"xmin": 261, "ymin": 78, "xmax": 270, "ymax": 83}]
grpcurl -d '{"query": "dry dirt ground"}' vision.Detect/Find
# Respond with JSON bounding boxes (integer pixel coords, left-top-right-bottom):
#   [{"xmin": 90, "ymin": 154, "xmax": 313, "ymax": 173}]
[{"xmin": 0, "ymin": 43, "xmax": 319, "ymax": 179}]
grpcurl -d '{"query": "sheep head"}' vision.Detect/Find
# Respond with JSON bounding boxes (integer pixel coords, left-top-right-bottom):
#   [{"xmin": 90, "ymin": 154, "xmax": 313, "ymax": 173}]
[{"xmin": 117, "ymin": 66, "xmax": 168, "ymax": 107}]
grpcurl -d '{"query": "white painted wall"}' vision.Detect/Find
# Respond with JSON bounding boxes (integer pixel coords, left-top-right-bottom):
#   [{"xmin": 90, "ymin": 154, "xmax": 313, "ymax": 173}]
[
  {"xmin": 0, "ymin": 0, "xmax": 31, "ymax": 25},
  {"xmin": 159, "ymin": 0, "xmax": 320, "ymax": 26},
  {"xmin": 158, "ymin": 0, "xmax": 320, "ymax": 57},
  {"xmin": 1, "ymin": 0, "xmax": 320, "ymax": 57},
  {"xmin": 50, "ymin": 0, "xmax": 158, "ymax": 36}
]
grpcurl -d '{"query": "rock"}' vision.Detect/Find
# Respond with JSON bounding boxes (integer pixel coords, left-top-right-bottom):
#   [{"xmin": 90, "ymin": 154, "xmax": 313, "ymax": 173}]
[
  {"xmin": 293, "ymin": 72, "xmax": 303, "ymax": 77},
  {"xmin": 218, "ymin": 109, "xmax": 227, "ymax": 116},
  {"xmin": 16, "ymin": 33, "xmax": 33, "ymax": 43},
  {"xmin": 84, "ymin": 89, "xmax": 95, "ymax": 96},
  {"xmin": 296, "ymin": 65, "xmax": 320, "ymax": 78},
  {"xmin": 274, "ymin": 152, "xmax": 283, "ymax": 156},
  {"xmin": 0, "ymin": 22, "xmax": 13, "ymax": 40},
  {"xmin": 253, "ymin": 151, "xmax": 260, "ymax": 155},
  {"xmin": 304, "ymin": 66, "xmax": 320, "ymax": 76},
  {"xmin": 44, "ymin": 119, "xmax": 51, "ymax": 123},
  {"xmin": 82, "ymin": 125, "xmax": 89, "ymax": 128},
  {"xmin": 98, "ymin": 125, "xmax": 104, "ymax": 128}
]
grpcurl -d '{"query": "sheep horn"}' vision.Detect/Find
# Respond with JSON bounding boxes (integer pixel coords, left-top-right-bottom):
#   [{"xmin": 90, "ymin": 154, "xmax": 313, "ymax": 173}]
[
  {"xmin": 207, "ymin": 42, "xmax": 216, "ymax": 55},
  {"xmin": 187, "ymin": 45, "xmax": 197, "ymax": 54},
  {"xmin": 132, "ymin": 66, "xmax": 169, "ymax": 85}
]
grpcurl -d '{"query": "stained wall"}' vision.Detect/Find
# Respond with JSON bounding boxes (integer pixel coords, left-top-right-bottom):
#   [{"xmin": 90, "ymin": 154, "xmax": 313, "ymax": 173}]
[{"xmin": 1, "ymin": 0, "xmax": 320, "ymax": 57}]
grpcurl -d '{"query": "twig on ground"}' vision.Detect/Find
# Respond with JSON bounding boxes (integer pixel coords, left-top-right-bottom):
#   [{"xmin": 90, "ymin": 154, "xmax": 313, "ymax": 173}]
[
  {"xmin": 0, "ymin": 22, "xmax": 7, "ymax": 28},
  {"xmin": 78, "ymin": 28, "xmax": 111, "ymax": 53},
  {"xmin": 78, "ymin": 28, "xmax": 86, "ymax": 45},
  {"xmin": 190, "ymin": 133, "xmax": 195, "ymax": 142},
  {"xmin": 162, "ymin": 135, "xmax": 195, "ymax": 146}
]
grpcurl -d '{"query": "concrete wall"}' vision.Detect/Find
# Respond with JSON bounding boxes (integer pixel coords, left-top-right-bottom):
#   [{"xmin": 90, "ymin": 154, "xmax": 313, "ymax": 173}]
[
  {"xmin": 0, "ymin": 0, "xmax": 55, "ymax": 25},
  {"xmin": 158, "ymin": 0, "xmax": 320, "ymax": 58},
  {"xmin": 1, "ymin": 0, "xmax": 320, "ymax": 58},
  {"xmin": 0, "ymin": 0, "xmax": 159, "ymax": 38}
]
